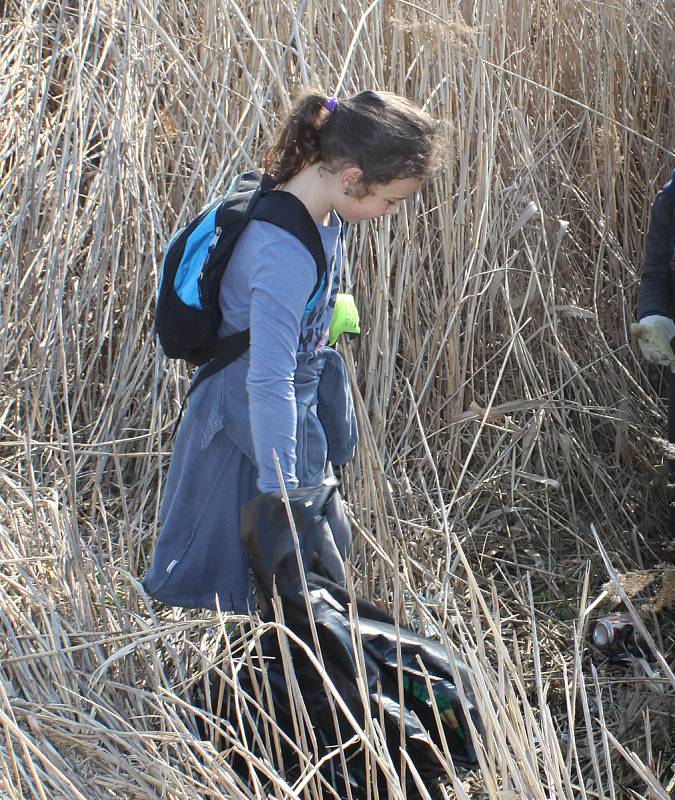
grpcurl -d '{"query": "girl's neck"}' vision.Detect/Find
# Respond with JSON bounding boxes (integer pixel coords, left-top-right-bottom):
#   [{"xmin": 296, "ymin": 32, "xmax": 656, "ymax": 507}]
[{"xmin": 276, "ymin": 165, "xmax": 335, "ymax": 226}]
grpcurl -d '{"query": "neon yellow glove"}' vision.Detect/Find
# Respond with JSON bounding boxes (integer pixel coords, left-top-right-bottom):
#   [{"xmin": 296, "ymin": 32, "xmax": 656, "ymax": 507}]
[{"xmin": 328, "ymin": 293, "xmax": 361, "ymax": 346}]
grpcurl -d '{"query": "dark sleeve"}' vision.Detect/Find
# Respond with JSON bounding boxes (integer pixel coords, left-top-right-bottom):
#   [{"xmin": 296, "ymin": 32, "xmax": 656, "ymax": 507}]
[{"xmin": 637, "ymin": 189, "xmax": 674, "ymax": 320}]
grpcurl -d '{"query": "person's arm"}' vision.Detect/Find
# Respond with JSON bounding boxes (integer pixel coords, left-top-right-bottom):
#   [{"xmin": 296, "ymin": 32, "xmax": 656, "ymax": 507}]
[
  {"xmin": 246, "ymin": 238, "xmax": 317, "ymax": 493},
  {"xmin": 633, "ymin": 187, "xmax": 675, "ymax": 367},
  {"xmin": 637, "ymin": 188, "xmax": 674, "ymax": 320}
]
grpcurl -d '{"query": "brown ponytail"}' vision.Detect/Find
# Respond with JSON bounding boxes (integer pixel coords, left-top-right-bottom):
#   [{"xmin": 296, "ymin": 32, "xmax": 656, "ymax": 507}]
[
  {"xmin": 263, "ymin": 89, "xmax": 442, "ymax": 192},
  {"xmin": 262, "ymin": 92, "xmax": 331, "ymax": 184}
]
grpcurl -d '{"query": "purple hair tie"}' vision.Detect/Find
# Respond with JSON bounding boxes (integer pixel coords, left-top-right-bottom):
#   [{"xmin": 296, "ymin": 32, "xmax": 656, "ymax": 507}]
[{"xmin": 324, "ymin": 96, "xmax": 339, "ymax": 113}]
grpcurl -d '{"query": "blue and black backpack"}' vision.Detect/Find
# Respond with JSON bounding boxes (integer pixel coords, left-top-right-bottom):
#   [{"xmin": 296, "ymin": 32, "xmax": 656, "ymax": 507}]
[{"xmin": 155, "ymin": 171, "xmax": 328, "ymax": 396}]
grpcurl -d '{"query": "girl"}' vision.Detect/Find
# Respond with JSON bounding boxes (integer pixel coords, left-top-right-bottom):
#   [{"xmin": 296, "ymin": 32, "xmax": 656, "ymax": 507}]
[{"xmin": 142, "ymin": 89, "xmax": 441, "ymax": 611}]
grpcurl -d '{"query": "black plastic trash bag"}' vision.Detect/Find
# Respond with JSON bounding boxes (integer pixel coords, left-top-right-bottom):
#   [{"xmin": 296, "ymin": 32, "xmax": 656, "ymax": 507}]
[{"xmin": 203, "ymin": 480, "xmax": 481, "ymax": 798}]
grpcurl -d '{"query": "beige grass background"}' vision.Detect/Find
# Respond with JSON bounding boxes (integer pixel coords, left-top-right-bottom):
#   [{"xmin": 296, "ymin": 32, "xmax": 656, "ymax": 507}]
[{"xmin": 0, "ymin": 0, "xmax": 673, "ymax": 797}]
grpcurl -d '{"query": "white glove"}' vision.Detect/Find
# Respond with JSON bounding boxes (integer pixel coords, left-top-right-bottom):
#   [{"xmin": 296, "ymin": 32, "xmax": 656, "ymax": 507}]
[{"xmin": 632, "ymin": 315, "xmax": 675, "ymax": 368}]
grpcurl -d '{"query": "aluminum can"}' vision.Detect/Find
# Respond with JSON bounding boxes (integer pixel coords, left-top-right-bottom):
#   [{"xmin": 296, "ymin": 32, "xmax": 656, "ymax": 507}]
[{"xmin": 592, "ymin": 614, "xmax": 637, "ymax": 650}]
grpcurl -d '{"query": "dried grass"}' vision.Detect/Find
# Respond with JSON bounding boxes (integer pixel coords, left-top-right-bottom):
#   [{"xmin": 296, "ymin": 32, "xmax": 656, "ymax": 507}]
[{"xmin": 0, "ymin": 0, "xmax": 673, "ymax": 797}]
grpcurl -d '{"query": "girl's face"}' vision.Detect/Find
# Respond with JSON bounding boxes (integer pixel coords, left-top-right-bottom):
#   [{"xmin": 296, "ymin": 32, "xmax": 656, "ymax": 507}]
[{"xmin": 335, "ymin": 170, "xmax": 423, "ymax": 223}]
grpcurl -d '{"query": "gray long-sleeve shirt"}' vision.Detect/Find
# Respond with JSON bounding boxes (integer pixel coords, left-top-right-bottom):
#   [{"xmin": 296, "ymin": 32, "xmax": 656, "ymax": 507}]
[{"xmin": 218, "ymin": 210, "xmax": 342, "ymax": 492}]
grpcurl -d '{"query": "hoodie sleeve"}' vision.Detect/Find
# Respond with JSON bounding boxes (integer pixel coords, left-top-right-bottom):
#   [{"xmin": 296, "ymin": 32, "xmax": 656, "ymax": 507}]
[{"xmin": 637, "ymin": 183, "xmax": 675, "ymax": 320}]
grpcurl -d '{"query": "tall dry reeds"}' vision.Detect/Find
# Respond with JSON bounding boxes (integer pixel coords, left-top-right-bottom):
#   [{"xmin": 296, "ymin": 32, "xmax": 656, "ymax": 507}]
[{"xmin": 0, "ymin": 0, "xmax": 673, "ymax": 797}]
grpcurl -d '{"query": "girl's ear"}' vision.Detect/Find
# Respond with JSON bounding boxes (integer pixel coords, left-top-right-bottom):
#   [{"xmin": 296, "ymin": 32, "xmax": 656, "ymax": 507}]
[{"xmin": 338, "ymin": 165, "xmax": 364, "ymax": 194}]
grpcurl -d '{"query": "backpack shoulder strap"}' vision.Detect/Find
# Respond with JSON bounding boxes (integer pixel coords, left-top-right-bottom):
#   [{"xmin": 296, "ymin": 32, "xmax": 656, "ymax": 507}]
[{"xmin": 249, "ymin": 190, "xmax": 329, "ymax": 301}]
